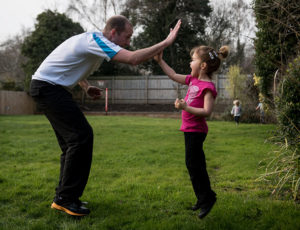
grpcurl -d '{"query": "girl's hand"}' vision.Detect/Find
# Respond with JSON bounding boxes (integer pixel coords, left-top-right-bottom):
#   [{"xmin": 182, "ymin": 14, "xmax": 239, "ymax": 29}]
[
  {"xmin": 154, "ymin": 52, "xmax": 163, "ymax": 63},
  {"xmin": 174, "ymin": 98, "xmax": 187, "ymax": 110}
]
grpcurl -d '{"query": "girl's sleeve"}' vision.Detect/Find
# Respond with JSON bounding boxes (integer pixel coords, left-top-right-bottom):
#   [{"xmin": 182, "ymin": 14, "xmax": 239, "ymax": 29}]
[
  {"xmin": 205, "ymin": 84, "xmax": 218, "ymax": 98},
  {"xmin": 185, "ymin": 75, "xmax": 192, "ymax": 85},
  {"xmin": 211, "ymin": 86, "xmax": 218, "ymax": 98}
]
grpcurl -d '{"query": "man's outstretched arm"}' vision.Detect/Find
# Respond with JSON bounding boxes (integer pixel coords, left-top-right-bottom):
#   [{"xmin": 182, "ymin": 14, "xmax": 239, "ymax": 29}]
[{"xmin": 112, "ymin": 19, "xmax": 181, "ymax": 65}]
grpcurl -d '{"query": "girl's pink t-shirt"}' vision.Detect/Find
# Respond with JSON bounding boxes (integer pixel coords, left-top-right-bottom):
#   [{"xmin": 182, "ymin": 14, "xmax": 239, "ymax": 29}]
[{"xmin": 180, "ymin": 75, "xmax": 217, "ymax": 133}]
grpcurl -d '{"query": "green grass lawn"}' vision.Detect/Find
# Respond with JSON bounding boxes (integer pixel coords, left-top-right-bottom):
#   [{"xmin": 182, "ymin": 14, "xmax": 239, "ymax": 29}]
[{"xmin": 0, "ymin": 115, "xmax": 299, "ymax": 230}]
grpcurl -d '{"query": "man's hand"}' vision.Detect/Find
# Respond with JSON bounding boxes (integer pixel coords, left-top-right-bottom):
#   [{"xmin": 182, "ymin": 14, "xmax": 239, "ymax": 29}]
[
  {"xmin": 112, "ymin": 19, "xmax": 181, "ymax": 66},
  {"xmin": 165, "ymin": 19, "xmax": 181, "ymax": 46},
  {"xmin": 86, "ymin": 86, "xmax": 102, "ymax": 100},
  {"xmin": 174, "ymin": 98, "xmax": 187, "ymax": 110},
  {"xmin": 78, "ymin": 80, "xmax": 102, "ymax": 100}
]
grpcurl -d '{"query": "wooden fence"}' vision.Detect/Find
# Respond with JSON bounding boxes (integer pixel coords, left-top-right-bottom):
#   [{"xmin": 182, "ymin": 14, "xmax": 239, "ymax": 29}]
[
  {"xmin": 0, "ymin": 75, "xmax": 232, "ymax": 114},
  {"xmin": 80, "ymin": 74, "xmax": 230, "ymax": 105},
  {"xmin": 0, "ymin": 90, "xmax": 36, "ymax": 115}
]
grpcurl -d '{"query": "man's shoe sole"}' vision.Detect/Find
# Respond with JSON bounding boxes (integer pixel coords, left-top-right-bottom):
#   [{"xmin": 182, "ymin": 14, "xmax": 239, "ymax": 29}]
[{"xmin": 51, "ymin": 202, "xmax": 88, "ymax": 216}]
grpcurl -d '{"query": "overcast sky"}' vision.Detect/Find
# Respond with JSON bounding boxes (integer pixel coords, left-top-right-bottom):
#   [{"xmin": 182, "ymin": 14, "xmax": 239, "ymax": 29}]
[
  {"xmin": 0, "ymin": 0, "xmax": 68, "ymax": 43},
  {"xmin": 0, "ymin": 0, "xmax": 254, "ymax": 44}
]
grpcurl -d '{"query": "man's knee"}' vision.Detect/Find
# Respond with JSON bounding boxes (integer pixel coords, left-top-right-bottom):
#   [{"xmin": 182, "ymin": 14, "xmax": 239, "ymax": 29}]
[{"xmin": 80, "ymin": 124, "xmax": 93, "ymax": 144}]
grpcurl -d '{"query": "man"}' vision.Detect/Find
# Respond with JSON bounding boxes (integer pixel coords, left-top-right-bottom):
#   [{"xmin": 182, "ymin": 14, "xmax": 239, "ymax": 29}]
[{"xmin": 30, "ymin": 15, "xmax": 181, "ymax": 217}]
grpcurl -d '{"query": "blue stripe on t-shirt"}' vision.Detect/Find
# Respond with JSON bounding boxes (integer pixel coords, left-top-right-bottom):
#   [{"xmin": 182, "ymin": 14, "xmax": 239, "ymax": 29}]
[{"xmin": 93, "ymin": 33, "xmax": 117, "ymax": 59}]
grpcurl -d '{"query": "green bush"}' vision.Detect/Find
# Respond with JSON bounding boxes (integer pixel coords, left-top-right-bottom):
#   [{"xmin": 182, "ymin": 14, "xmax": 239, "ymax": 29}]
[
  {"xmin": 254, "ymin": 0, "xmax": 300, "ymax": 101},
  {"xmin": 276, "ymin": 56, "xmax": 300, "ymax": 145},
  {"xmin": 21, "ymin": 10, "xmax": 84, "ymax": 92},
  {"xmin": 241, "ymin": 106, "xmax": 260, "ymax": 123},
  {"xmin": 225, "ymin": 65, "xmax": 247, "ymax": 100},
  {"xmin": 260, "ymin": 56, "xmax": 300, "ymax": 201},
  {"xmin": 0, "ymin": 79, "xmax": 16, "ymax": 91}
]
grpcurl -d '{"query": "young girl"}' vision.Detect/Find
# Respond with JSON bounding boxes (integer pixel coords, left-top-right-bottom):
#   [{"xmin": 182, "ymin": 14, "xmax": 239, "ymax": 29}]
[
  {"xmin": 231, "ymin": 99, "xmax": 242, "ymax": 125},
  {"xmin": 154, "ymin": 45, "xmax": 229, "ymax": 219}
]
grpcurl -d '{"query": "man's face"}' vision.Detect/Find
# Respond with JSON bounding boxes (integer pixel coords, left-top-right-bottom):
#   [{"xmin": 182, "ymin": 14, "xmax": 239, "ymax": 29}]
[{"xmin": 112, "ymin": 23, "xmax": 133, "ymax": 48}]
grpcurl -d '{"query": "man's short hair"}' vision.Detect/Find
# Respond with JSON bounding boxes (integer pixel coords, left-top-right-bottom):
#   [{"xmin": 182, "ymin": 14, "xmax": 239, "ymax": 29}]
[{"xmin": 104, "ymin": 15, "xmax": 131, "ymax": 34}]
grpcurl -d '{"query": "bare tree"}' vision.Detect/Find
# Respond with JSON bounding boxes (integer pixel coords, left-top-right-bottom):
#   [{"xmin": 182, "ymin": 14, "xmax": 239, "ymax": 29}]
[
  {"xmin": 0, "ymin": 30, "xmax": 29, "ymax": 90},
  {"xmin": 205, "ymin": 0, "xmax": 255, "ymax": 72},
  {"xmin": 67, "ymin": 0, "xmax": 124, "ymax": 31},
  {"xmin": 205, "ymin": 0, "xmax": 234, "ymax": 48}
]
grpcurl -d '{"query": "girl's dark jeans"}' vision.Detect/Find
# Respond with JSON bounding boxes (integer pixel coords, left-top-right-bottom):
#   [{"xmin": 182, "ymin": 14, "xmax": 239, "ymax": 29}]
[{"xmin": 184, "ymin": 132, "xmax": 216, "ymax": 206}]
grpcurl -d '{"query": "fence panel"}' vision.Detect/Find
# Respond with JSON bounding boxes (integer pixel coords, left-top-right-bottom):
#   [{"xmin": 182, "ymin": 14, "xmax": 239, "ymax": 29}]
[
  {"xmin": 85, "ymin": 75, "xmax": 230, "ymax": 105},
  {"xmin": 0, "ymin": 90, "xmax": 36, "ymax": 114},
  {"xmin": 0, "ymin": 75, "xmax": 231, "ymax": 114}
]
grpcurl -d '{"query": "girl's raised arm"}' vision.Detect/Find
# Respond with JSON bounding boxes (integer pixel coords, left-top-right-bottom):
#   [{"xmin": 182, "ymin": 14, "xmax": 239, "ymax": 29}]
[{"xmin": 154, "ymin": 52, "xmax": 186, "ymax": 85}]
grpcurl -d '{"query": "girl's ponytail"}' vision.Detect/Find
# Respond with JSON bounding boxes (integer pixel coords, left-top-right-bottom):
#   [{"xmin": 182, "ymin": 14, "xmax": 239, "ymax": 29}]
[
  {"xmin": 218, "ymin": 46, "xmax": 229, "ymax": 61},
  {"xmin": 218, "ymin": 46, "xmax": 230, "ymax": 60}
]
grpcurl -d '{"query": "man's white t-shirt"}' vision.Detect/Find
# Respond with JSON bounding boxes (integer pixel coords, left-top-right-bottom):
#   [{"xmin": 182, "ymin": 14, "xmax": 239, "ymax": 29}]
[{"xmin": 32, "ymin": 32, "xmax": 122, "ymax": 89}]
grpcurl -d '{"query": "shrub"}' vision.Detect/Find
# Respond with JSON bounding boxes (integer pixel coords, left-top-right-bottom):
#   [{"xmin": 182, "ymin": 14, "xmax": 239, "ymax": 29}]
[
  {"xmin": 254, "ymin": 0, "xmax": 300, "ymax": 102},
  {"xmin": 21, "ymin": 10, "xmax": 84, "ymax": 92},
  {"xmin": 225, "ymin": 65, "xmax": 247, "ymax": 100},
  {"xmin": 259, "ymin": 56, "xmax": 300, "ymax": 201},
  {"xmin": 1, "ymin": 79, "xmax": 16, "ymax": 91},
  {"xmin": 276, "ymin": 56, "xmax": 300, "ymax": 145}
]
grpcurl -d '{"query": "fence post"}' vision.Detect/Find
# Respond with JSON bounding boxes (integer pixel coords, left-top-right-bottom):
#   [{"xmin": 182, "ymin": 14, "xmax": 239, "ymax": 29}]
[
  {"xmin": 105, "ymin": 88, "xmax": 108, "ymax": 115},
  {"xmin": 216, "ymin": 74, "xmax": 219, "ymax": 94},
  {"xmin": 112, "ymin": 75, "xmax": 115, "ymax": 104},
  {"xmin": 146, "ymin": 75, "xmax": 148, "ymax": 104}
]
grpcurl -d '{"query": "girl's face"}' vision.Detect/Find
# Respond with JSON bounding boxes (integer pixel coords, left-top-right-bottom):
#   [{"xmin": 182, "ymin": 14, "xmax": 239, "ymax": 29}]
[{"xmin": 190, "ymin": 53, "xmax": 202, "ymax": 77}]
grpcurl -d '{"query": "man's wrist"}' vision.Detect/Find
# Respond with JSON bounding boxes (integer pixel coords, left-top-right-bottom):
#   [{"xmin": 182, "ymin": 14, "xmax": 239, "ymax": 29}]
[
  {"xmin": 160, "ymin": 39, "xmax": 169, "ymax": 48},
  {"xmin": 82, "ymin": 85, "xmax": 89, "ymax": 92},
  {"xmin": 78, "ymin": 81, "xmax": 89, "ymax": 92}
]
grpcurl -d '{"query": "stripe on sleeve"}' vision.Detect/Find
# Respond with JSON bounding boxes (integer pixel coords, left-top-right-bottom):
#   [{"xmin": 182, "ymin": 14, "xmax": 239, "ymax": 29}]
[{"xmin": 93, "ymin": 33, "xmax": 117, "ymax": 59}]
